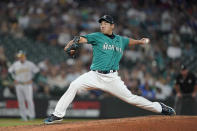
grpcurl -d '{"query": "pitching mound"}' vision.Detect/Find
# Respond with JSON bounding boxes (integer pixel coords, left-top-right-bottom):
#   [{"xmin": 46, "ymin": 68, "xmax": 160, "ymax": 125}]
[{"xmin": 1, "ymin": 116, "xmax": 197, "ymax": 131}]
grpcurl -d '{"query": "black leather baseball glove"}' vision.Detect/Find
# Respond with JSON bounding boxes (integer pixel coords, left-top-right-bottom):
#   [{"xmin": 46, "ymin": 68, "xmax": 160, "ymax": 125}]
[{"xmin": 65, "ymin": 36, "xmax": 80, "ymax": 57}]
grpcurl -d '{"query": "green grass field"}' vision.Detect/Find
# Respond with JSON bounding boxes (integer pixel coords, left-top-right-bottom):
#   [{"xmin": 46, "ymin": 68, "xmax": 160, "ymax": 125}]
[{"xmin": 0, "ymin": 118, "xmax": 91, "ymax": 127}]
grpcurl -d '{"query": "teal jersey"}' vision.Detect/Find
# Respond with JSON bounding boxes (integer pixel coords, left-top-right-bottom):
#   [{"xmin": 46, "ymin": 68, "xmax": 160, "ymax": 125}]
[{"xmin": 82, "ymin": 32, "xmax": 129, "ymax": 71}]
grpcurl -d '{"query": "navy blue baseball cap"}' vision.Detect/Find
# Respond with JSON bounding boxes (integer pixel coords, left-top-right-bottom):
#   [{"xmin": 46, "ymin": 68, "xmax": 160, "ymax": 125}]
[{"xmin": 98, "ymin": 15, "xmax": 114, "ymax": 24}]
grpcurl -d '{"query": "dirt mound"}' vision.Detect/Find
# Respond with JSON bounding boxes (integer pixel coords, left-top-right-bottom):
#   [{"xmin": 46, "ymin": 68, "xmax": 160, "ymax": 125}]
[{"xmin": 1, "ymin": 116, "xmax": 197, "ymax": 131}]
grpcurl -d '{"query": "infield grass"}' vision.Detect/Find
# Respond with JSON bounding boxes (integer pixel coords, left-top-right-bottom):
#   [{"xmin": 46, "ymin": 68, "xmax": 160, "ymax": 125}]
[{"xmin": 0, "ymin": 118, "xmax": 92, "ymax": 127}]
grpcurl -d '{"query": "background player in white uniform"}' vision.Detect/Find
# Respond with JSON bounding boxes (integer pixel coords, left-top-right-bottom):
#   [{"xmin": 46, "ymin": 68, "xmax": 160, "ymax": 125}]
[
  {"xmin": 8, "ymin": 50, "xmax": 39, "ymax": 121},
  {"xmin": 44, "ymin": 15, "xmax": 176, "ymax": 124}
]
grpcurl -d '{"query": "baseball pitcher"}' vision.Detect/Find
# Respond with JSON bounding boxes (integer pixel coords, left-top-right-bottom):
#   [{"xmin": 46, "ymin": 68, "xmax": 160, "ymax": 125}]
[
  {"xmin": 8, "ymin": 51, "xmax": 39, "ymax": 121},
  {"xmin": 44, "ymin": 15, "xmax": 175, "ymax": 124}
]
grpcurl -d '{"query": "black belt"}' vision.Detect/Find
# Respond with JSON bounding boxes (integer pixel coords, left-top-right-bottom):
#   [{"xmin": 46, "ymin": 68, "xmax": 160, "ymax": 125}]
[{"xmin": 93, "ymin": 70, "xmax": 117, "ymax": 74}]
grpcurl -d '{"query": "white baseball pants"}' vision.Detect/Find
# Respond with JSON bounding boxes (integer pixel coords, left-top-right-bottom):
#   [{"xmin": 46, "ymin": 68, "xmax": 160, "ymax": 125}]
[
  {"xmin": 53, "ymin": 71, "xmax": 162, "ymax": 118},
  {"xmin": 15, "ymin": 84, "xmax": 35, "ymax": 120}
]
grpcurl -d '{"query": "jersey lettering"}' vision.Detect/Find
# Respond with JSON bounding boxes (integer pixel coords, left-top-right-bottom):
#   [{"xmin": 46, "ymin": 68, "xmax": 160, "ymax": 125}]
[
  {"xmin": 103, "ymin": 43, "xmax": 122, "ymax": 53},
  {"xmin": 15, "ymin": 68, "xmax": 30, "ymax": 75}
]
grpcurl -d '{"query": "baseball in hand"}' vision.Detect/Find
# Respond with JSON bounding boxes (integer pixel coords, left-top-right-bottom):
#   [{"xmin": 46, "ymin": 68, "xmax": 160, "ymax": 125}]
[
  {"xmin": 144, "ymin": 38, "xmax": 150, "ymax": 44},
  {"xmin": 142, "ymin": 38, "xmax": 150, "ymax": 51}
]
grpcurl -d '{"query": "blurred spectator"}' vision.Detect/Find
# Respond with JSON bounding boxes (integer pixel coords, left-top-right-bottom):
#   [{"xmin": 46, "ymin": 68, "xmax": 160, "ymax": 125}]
[
  {"xmin": 55, "ymin": 71, "xmax": 69, "ymax": 89},
  {"xmin": 10, "ymin": 23, "xmax": 24, "ymax": 38},
  {"xmin": 36, "ymin": 69, "xmax": 50, "ymax": 97},
  {"xmin": 127, "ymin": 78, "xmax": 141, "ymax": 96},
  {"xmin": 139, "ymin": 81, "xmax": 156, "ymax": 100},
  {"xmin": 57, "ymin": 28, "xmax": 71, "ymax": 46},
  {"xmin": 180, "ymin": 23, "xmax": 193, "ymax": 35},
  {"xmin": 161, "ymin": 11, "xmax": 173, "ymax": 33},
  {"xmin": 182, "ymin": 43, "xmax": 195, "ymax": 58},
  {"xmin": 168, "ymin": 29, "xmax": 180, "ymax": 44},
  {"xmin": 124, "ymin": 48, "xmax": 143, "ymax": 62},
  {"xmin": 155, "ymin": 77, "xmax": 172, "ymax": 100},
  {"xmin": 65, "ymin": 60, "xmax": 81, "ymax": 84},
  {"xmin": 0, "ymin": 21, "xmax": 9, "ymax": 34},
  {"xmin": 52, "ymin": 71, "xmax": 69, "ymax": 96},
  {"xmin": 0, "ymin": 46, "xmax": 9, "ymax": 74},
  {"xmin": 47, "ymin": 65, "xmax": 60, "ymax": 96},
  {"xmin": 167, "ymin": 41, "xmax": 182, "ymax": 59},
  {"xmin": 0, "ymin": 46, "xmax": 12, "ymax": 98},
  {"xmin": 89, "ymin": 90, "xmax": 104, "ymax": 99},
  {"xmin": 38, "ymin": 58, "xmax": 51, "ymax": 71},
  {"xmin": 0, "ymin": 71, "xmax": 14, "ymax": 98},
  {"xmin": 18, "ymin": 13, "xmax": 30, "ymax": 29}
]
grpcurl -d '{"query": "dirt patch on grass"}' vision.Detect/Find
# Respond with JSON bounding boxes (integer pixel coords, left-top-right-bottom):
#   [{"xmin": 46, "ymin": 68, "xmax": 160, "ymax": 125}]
[{"xmin": 1, "ymin": 116, "xmax": 197, "ymax": 131}]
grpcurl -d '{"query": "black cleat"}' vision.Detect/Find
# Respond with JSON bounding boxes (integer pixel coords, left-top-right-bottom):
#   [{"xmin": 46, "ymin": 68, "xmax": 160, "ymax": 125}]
[
  {"xmin": 44, "ymin": 114, "xmax": 63, "ymax": 124},
  {"xmin": 160, "ymin": 102, "xmax": 176, "ymax": 116}
]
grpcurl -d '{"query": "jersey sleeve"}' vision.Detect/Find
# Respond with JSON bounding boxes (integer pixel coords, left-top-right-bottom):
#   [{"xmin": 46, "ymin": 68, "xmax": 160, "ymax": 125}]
[
  {"xmin": 81, "ymin": 33, "xmax": 98, "ymax": 45},
  {"xmin": 122, "ymin": 36, "xmax": 130, "ymax": 49},
  {"xmin": 8, "ymin": 64, "xmax": 15, "ymax": 73},
  {"xmin": 30, "ymin": 62, "xmax": 40, "ymax": 74}
]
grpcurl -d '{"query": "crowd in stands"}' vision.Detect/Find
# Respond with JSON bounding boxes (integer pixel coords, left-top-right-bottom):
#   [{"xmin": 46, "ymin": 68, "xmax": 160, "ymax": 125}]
[{"xmin": 0, "ymin": 0, "xmax": 197, "ymax": 100}]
